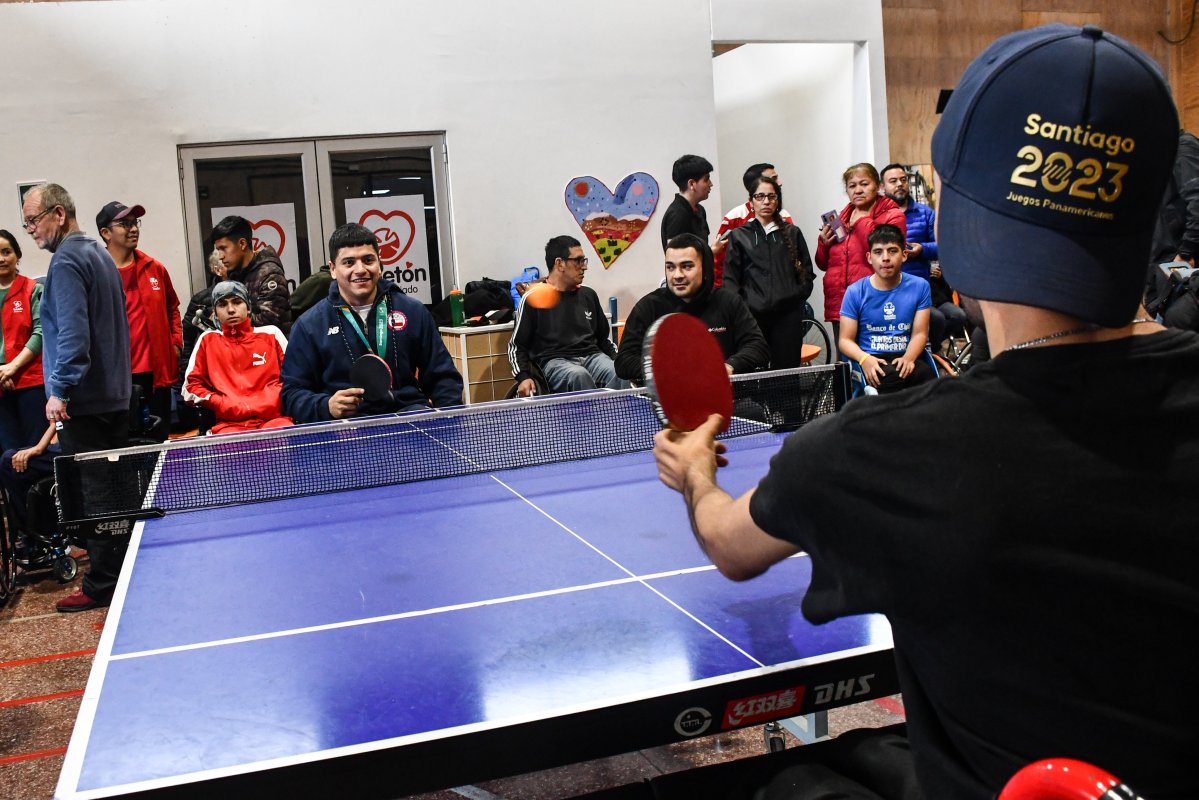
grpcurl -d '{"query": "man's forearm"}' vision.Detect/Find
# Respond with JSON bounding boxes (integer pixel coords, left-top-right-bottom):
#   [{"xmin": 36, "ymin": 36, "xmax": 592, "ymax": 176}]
[
  {"xmin": 683, "ymin": 470, "xmax": 786, "ymax": 581},
  {"xmin": 901, "ymin": 332, "xmax": 928, "ymax": 362}
]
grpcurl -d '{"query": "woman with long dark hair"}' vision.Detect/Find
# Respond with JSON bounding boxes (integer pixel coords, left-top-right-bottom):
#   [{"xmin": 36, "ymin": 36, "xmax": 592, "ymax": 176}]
[
  {"xmin": 0, "ymin": 229, "xmax": 46, "ymax": 452},
  {"xmin": 723, "ymin": 175, "xmax": 815, "ymax": 368}
]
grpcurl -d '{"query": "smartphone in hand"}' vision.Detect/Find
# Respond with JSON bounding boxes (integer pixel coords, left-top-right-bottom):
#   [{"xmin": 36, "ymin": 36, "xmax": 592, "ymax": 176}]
[{"xmin": 821, "ymin": 210, "xmax": 848, "ymax": 243}]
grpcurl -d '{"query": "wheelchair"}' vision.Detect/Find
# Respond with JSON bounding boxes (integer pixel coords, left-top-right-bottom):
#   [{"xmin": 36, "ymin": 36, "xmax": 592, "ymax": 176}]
[
  {"xmin": 5, "ymin": 385, "xmax": 164, "ymax": 588},
  {"xmin": 0, "ymin": 493, "xmax": 16, "ymax": 606},
  {"xmin": 845, "ymin": 347, "xmax": 944, "ymax": 398},
  {"xmin": 800, "ymin": 316, "xmax": 834, "ymax": 366},
  {"xmin": 503, "ymin": 360, "xmax": 551, "ymax": 399}
]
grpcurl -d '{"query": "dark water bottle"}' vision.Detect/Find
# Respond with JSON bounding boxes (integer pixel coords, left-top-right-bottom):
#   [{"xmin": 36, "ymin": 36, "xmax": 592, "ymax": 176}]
[{"xmin": 608, "ymin": 296, "xmax": 618, "ymax": 325}]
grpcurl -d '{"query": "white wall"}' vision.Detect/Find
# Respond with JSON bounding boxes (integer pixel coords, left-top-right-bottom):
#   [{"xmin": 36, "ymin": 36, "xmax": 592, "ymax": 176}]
[
  {"xmin": 1, "ymin": 0, "xmax": 883, "ymax": 317},
  {"xmin": 709, "ymin": 0, "xmax": 889, "ymax": 165},
  {"xmin": 712, "ymin": 42, "xmax": 856, "ymax": 321}
]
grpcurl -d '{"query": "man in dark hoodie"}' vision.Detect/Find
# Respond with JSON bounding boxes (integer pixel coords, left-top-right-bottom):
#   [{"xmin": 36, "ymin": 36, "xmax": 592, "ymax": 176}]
[
  {"xmin": 615, "ymin": 233, "xmax": 768, "ymax": 383},
  {"xmin": 281, "ymin": 223, "xmax": 462, "ymax": 422},
  {"xmin": 209, "ymin": 215, "xmax": 291, "ymax": 334}
]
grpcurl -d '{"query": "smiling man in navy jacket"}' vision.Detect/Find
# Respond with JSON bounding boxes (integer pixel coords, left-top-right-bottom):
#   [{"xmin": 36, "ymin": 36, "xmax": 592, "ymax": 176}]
[{"xmin": 281, "ymin": 223, "xmax": 462, "ymax": 422}]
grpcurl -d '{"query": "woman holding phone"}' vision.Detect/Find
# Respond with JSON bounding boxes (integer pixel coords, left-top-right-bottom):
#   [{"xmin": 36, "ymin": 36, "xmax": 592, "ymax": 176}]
[
  {"xmin": 815, "ymin": 163, "xmax": 906, "ymax": 343},
  {"xmin": 723, "ymin": 175, "xmax": 815, "ymax": 368}
]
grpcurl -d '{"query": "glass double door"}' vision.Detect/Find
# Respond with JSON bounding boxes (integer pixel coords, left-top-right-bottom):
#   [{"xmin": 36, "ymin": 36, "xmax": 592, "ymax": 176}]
[{"xmin": 180, "ymin": 134, "xmax": 451, "ymax": 305}]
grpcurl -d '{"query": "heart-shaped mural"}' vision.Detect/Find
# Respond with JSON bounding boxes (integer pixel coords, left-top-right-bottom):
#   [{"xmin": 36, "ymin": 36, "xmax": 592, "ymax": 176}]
[
  {"xmin": 358, "ymin": 209, "xmax": 416, "ymax": 267},
  {"xmin": 251, "ymin": 218, "xmax": 286, "ymax": 256},
  {"xmin": 564, "ymin": 172, "xmax": 658, "ymax": 268}
]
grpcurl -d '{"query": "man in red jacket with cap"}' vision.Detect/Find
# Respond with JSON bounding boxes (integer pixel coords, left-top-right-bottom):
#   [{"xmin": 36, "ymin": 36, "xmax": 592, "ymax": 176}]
[{"xmin": 97, "ymin": 201, "xmax": 181, "ymax": 440}]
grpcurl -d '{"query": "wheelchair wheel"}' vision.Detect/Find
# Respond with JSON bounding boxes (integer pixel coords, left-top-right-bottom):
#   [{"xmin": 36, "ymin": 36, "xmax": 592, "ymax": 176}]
[
  {"xmin": 801, "ymin": 318, "xmax": 833, "ymax": 365},
  {"xmin": 952, "ymin": 341, "xmax": 974, "ymax": 373},
  {"xmin": 53, "ymin": 554, "xmax": 78, "ymax": 582},
  {"xmin": 0, "ymin": 501, "xmax": 16, "ymax": 606}
]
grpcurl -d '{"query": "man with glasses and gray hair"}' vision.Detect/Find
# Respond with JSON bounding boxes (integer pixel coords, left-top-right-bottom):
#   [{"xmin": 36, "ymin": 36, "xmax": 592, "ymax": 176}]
[
  {"xmin": 20, "ymin": 183, "xmax": 131, "ymax": 613},
  {"xmin": 508, "ymin": 235, "xmax": 623, "ymax": 396}
]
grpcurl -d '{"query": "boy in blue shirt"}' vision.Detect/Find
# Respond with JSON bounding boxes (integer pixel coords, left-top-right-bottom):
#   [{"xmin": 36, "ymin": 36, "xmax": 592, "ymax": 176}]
[{"xmin": 838, "ymin": 223, "xmax": 934, "ymax": 393}]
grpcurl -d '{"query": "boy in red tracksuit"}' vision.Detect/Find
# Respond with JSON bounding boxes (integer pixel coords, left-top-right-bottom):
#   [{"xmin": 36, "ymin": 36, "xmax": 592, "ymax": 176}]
[{"xmin": 183, "ymin": 281, "xmax": 292, "ymax": 435}]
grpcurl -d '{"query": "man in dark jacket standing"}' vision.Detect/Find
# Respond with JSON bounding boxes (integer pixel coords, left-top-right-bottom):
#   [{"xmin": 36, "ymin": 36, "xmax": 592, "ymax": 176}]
[
  {"xmin": 1144, "ymin": 130, "xmax": 1199, "ymax": 329},
  {"xmin": 616, "ymin": 234, "xmax": 768, "ymax": 383},
  {"xmin": 21, "ymin": 183, "xmax": 131, "ymax": 612},
  {"xmin": 210, "ymin": 215, "xmax": 291, "ymax": 334},
  {"xmin": 281, "ymin": 223, "xmax": 461, "ymax": 422}
]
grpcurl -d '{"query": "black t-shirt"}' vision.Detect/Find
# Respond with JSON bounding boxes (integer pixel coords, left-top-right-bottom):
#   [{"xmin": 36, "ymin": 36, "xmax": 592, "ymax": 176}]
[
  {"xmin": 660, "ymin": 193, "xmax": 709, "ymax": 250},
  {"xmin": 749, "ymin": 329, "xmax": 1199, "ymax": 799}
]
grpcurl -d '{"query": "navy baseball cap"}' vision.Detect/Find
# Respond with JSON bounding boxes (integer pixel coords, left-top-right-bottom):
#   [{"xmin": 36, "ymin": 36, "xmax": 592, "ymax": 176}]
[
  {"xmin": 932, "ymin": 24, "xmax": 1179, "ymax": 326},
  {"xmin": 96, "ymin": 201, "xmax": 145, "ymax": 231}
]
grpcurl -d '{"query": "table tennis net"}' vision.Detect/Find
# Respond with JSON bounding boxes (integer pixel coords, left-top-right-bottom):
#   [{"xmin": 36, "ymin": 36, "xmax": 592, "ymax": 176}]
[{"xmin": 54, "ymin": 363, "xmax": 847, "ymax": 520}]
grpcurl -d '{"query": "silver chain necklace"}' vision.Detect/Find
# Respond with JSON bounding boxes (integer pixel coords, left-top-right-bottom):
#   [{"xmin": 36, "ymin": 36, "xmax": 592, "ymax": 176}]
[{"xmin": 1004, "ymin": 317, "xmax": 1156, "ymax": 352}]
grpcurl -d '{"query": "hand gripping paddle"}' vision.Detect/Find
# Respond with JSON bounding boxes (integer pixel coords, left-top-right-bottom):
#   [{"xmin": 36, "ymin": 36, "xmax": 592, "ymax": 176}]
[
  {"xmin": 642, "ymin": 313, "xmax": 732, "ymax": 432},
  {"xmin": 350, "ymin": 354, "xmax": 393, "ymax": 403}
]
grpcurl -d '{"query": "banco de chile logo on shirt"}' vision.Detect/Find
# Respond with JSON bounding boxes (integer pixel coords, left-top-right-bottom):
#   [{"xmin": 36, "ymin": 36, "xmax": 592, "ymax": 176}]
[{"xmin": 883, "ymin": 301, "xmax": 896, "ymax": 321}]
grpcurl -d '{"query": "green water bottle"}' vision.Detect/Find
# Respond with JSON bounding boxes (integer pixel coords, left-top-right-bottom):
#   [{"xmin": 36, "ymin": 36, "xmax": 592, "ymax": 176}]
[{"xmin": 449, "ymin": 286, "xmax": 465, "ymax": 326}]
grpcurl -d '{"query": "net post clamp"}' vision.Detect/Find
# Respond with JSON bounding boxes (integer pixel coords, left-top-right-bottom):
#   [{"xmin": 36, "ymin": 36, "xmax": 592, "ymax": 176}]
[{"xmin": 59, "ymin": 509, "xmax": 166, "ymax": 539}]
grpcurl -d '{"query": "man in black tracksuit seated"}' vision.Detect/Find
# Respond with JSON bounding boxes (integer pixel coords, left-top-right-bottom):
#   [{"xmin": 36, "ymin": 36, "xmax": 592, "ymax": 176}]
[
  {"xmin": 508, "ymin": 235, "xmax": 625, "ymax": 396},
  {"xmin": 615, "ymin": 233, "xmax": 769, "ymax": 384}
]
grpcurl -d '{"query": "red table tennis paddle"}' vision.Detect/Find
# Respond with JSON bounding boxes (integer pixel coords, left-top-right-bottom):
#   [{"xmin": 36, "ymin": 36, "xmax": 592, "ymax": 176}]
[
  {"xmin": 642, "ymin": 313, "xmax": 732, "ymax": 432},
  {"xmin": 350, "ymin": 354, "xmax": 393, "ymax": 403}
]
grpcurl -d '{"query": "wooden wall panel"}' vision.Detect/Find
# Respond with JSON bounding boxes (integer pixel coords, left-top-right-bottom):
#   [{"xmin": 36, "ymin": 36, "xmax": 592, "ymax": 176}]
[
  {"xmin": 1167, "ymin": 0, "xmax": 1199, "ymax": 131},
  {"xmin": 882, "ymin": 0, "xmax": 1183, "ymax": 164}
]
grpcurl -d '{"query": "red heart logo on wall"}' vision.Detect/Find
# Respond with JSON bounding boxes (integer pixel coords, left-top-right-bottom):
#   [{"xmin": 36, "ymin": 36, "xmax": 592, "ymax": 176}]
[
  {"xmin": 251, "ymin": 219, "xmax": 286, "ymax": 256},
  {"xmin": 358, "ymin": 210, "xmax": 416, "ymax": 267}
]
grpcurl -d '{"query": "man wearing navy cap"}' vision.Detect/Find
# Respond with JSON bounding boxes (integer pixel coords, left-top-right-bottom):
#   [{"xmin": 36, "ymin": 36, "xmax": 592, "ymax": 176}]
[
  {"xmin": 97, "ymin": 201, "xmax": 182, "ymax": 440},
  {"xmin": 655, "ymin": 26, "xmax": 1197, "ymax": 798}
]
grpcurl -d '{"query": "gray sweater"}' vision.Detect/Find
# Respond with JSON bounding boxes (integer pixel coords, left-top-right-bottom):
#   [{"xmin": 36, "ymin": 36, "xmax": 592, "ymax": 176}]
[{"xmin": 41, "ymin": 231, "xmax": 131, "ymax": 415}]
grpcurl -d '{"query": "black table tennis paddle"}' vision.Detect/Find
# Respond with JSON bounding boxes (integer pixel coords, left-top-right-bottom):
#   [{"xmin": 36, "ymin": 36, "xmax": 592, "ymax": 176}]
[
  {"xmin": 350, "ymin": 354, "xmax": 393, "ymax": 403},
  {"xmin": 642, "ymin": 313, "xmax": 732, "ymax": 433}
]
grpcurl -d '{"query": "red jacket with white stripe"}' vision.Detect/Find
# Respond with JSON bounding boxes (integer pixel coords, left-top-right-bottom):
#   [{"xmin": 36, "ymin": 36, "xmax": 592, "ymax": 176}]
[{"xmin": 182, "ymin": 318, "xmax": 288, "ymax": 423}]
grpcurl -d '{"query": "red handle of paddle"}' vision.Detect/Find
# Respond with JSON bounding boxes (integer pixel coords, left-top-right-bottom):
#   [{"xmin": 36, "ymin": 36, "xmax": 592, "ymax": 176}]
[{"xmin": 998, "ymin": 759, "xmax": 1133, "ymax": 800}]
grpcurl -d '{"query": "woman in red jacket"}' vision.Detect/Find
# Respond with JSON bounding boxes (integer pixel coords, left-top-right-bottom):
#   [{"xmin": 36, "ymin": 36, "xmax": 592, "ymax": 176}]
[
  {"xmin": 0, "ymin": 229, "xmax": 47, "ymax": 453},
  {"xmin": 815, "ymin": 163, "xmax": 907, "ymax": 344}
]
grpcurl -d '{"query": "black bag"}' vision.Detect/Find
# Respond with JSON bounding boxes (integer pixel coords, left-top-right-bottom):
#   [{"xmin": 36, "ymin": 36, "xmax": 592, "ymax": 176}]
[{"xmin": 464, "ymin": 278, "xmax": 514, "ymax": 316}]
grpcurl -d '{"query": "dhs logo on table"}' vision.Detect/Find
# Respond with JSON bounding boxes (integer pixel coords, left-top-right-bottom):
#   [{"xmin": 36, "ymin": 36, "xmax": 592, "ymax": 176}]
[
  {"xmin": 812, "ymin": 674, "xmax": 874, "ymax": 706},
  {"xmin": 94, "ymin": 519, "xmax": 131, "ymax": 535}
]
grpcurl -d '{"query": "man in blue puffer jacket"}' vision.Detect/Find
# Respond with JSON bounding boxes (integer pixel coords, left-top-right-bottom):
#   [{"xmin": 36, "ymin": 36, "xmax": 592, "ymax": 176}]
[
  {"xmin": 882, "ymin": 163, "xmax": 966, "ymax": 347},
  {"xmin": 282, "ymin": 224, "xmax": 462, "ymax": 422}
]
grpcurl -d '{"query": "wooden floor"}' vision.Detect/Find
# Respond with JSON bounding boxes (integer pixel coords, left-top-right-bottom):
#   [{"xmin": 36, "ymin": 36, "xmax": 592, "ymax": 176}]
[{"xmin": 1, "ymin": 557, "xmax": 905, "ymax": 800}]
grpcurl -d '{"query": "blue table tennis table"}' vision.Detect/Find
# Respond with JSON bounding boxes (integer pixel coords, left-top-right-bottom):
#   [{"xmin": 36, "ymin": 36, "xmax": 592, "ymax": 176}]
[{"xmin": 54, "ymin": 376, "xmax": 895, "ymax": 799}]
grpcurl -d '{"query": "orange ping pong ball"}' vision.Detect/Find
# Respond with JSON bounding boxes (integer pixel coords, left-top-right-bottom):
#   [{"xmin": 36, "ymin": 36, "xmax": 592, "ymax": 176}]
[{"xmin": 524, "ymin": 284, "xmax": 561, "ymax": 309}]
